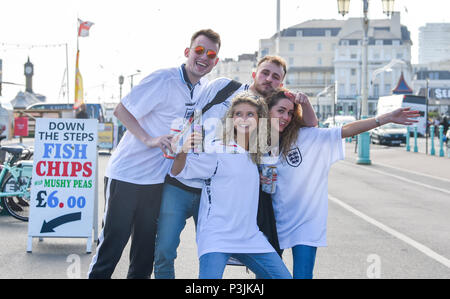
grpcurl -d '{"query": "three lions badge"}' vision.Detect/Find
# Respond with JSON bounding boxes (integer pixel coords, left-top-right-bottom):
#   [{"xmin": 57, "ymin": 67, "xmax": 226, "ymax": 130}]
[{"xmin": 286, "ymin": 147, "xmax": 302, "ymax": 167}]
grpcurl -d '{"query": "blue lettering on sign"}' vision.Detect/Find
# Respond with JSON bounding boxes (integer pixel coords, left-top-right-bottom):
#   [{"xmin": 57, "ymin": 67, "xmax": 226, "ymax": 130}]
[{"xmin": 43, "ymin": 143, "xmax": 88, "ymax": 159}]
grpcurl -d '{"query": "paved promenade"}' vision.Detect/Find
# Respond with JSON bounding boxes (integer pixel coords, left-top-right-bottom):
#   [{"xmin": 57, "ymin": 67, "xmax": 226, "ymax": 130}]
[{"xmin": 0, "ymin": 137, "xmax": 449, "ymax": 279}]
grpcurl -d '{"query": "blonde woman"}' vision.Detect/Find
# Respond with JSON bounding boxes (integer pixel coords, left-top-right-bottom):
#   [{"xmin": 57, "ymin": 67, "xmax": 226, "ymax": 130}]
[{"xmin": 170, "ymin": 94, "xmax": 291, "ymax": 279}]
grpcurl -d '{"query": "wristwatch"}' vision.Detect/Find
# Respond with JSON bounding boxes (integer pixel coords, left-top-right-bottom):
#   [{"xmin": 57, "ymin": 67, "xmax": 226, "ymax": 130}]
[{"xmin": 375, "ymin": 117, "xmax": 381, "ymax": 126}]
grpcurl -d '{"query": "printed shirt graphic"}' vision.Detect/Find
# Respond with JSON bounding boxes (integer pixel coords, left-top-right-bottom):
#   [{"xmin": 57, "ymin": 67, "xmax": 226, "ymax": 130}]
[{"xmin": 272, "ymin": 127, "xmax": 345, "ymax": 249}]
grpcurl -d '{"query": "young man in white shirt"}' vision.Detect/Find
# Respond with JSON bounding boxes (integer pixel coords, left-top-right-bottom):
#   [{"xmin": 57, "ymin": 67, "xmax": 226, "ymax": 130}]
[
  {"xmin": 87, "ymin": 29, "xmax": 221, "ymax": 279},
  {"xmin": 154, "ymin": 56, "xmax": 318, "ymax": 278}
]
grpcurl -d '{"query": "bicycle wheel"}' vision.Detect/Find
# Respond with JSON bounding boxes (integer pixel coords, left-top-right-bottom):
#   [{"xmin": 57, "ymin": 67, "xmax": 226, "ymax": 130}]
[{"xmin": 2, "ymin": 173, "xmax": 31, "ymax": 221}]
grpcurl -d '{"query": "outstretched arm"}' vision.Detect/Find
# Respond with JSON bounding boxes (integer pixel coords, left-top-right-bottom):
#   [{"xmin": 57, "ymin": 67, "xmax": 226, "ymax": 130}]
[
  {"xmin": 341, "ymin": 107, "xmax": 420, "ymax": 139},
  {"xmin": 284, "ymin": 91, "xmax": 319, "ymax": 127}
]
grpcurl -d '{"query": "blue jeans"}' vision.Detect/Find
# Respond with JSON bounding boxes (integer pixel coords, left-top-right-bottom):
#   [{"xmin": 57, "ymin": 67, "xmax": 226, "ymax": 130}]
[
  {"xmin": 291, "ymin": 245, "xmax": 317, "ymax": 279},
  {"xmin": 154, "ymin": 183, "xmax": 201, "ymax": 279},
  {"xmin": 199, "ymin": 252, "xmax": 292, "ymax": 279}
]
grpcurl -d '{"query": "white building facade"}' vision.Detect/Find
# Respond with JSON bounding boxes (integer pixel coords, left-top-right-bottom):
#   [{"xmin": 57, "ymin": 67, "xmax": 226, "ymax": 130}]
[
  {"xmin": 334, "ymin": 12, "xmax": 412, "ymax": 117},
  {"xmin": 206, "ymin": 13, "xmax": 413, "ymax": 121},
  {"xmin": 419, "ymin": 23, "xmax": 450, "ymax": 65},
  {"xmin": 259, "ymin": 12, "xmax": 412, "ymax": 120},
  {"xmin": 206, "ymin": 53, "xmax": 257, "ymax": 85}
]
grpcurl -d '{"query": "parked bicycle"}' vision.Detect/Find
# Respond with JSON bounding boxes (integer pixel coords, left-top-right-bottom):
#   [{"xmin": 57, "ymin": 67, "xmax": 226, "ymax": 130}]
[{"xmin": 0, "ymin": 136, "xmax": 33, "ymax": 221}]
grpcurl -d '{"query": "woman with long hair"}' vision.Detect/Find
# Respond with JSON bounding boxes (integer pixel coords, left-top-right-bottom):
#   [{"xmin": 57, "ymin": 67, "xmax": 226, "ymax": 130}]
[
  {"xmin": 262, "ymin": 88, "xmax": 420, "ymax": 279},
  {"xmin": 170, "ymin": 93, "xmax": 292, "ymax": 279}
]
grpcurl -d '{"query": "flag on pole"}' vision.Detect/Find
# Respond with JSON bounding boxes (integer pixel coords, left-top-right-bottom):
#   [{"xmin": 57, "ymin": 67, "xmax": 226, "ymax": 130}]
[
  {"xmin": 78, "ymin": 19, "xmax": 94, "ymax": 37},
  {"xmin": 74, "ymin": 50, "xmax": 84, "ymax": 109}
]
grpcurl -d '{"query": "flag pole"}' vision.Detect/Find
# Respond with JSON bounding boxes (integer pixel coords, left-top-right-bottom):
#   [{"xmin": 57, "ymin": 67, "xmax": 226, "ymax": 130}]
[
  {"xmin": 65, "ymin": 43, "xmax": 69, "ymax": 104},
  {"xmin": 76, "ymin": 17, "xmax": 78, "ymax": 107},
  {"xmin": 75, "ymin": 17, "xmax": 80, "ymax": 108}
]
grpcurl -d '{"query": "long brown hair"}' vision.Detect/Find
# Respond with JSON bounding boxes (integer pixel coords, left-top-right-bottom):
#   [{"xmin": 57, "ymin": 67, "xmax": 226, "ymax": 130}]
[
  {"xmin": 221, "ymin": 93, "xmax": 270, "ymax": 164},
  {"xmin": 264, "ymin": 88, "xmax": 303, "ymax": 158}
]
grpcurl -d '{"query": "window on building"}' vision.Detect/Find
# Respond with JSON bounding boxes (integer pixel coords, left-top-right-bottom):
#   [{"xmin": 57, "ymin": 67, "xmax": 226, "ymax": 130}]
[
  {"xmin": 317, "ymin": 57, "xmax": 322, "ymax": 65},
  {"xmin": 384, "ymin": 84, "xmax": 391, "ymax": 95},
  {"xmin": 296, "ymin": 30, "xmax": 303, "ymax": 37},
  {"xmin": 326, "ymin": 30, "xmax": 331, "ymax": 37},
  {"xmin": 375, "ymin": 40, "xmax": 383, "ymax": 45},
  {"xmin": 351, "ymin": 68, "xmax": 356, "ymax": 76},
  {"xmin": 351, "ymin": 54, "xmax": 357, "ymax": 59},
  {"xmin": 289, "ymin": 43, "xmax": 295, "ymax": 51},
  {"xmin": 339, "ymin": 84, "xmax": 345, "ymax": 96},
  {"xmin": 261, "ymin": 48, "xmax": 269, "ymax": 57},
  {"xmin": 317, "ymin": 73, "xmax": 324, "ymax": 82},
  {"xmin": 373, "ymin": 84, "xmax": 379, "ymax": 98},
  {"xmin": 289, "ymin": 57, "xmax": 294, "ymax": 66},
  {"xmin": 317, "ymin": 43, "xmax": 322, "ymax": 51},
  {"xmin": 287, "ymin": 73, "xmax": 295, "ymax": 85},
  {"xmin": 351, "ymin": 84, "xmax": 357, "ymax": 95},
  {"xmin": 396, "ymin": 53, "xmax": 403, "ymax": 59}
]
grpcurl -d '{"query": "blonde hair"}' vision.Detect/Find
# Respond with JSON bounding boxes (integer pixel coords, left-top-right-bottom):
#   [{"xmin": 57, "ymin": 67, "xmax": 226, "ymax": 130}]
[{"xmin": 221, "ymin": 93, "xmax": 270, "ymax": 164}]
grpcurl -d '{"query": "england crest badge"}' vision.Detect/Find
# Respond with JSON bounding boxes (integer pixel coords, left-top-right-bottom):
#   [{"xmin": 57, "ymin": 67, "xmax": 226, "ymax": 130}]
[{"xmin": 286, "ymin": 147, "xmax": 302, "ymax": 167}]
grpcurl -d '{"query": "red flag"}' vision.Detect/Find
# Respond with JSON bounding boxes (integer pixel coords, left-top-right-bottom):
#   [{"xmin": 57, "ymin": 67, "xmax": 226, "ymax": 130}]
[{"xmin": 78, "ymin": 19, "xmax": 94, "ymax": 37}]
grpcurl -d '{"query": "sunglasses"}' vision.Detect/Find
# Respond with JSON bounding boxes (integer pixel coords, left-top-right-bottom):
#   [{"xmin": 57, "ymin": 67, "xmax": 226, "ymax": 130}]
[{"xmin": 192, "ymin": 45, "xmax": 217, "ymax": 60}]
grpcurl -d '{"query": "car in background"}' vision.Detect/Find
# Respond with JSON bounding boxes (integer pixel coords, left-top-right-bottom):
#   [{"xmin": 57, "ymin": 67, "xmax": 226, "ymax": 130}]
[
  {"xmin": 370, "ymin": 123, "xmax": 407, "ymax": 146},
  {"xmin": 322, "ymin": 115, "xmax": 356, "ymax": 128}
]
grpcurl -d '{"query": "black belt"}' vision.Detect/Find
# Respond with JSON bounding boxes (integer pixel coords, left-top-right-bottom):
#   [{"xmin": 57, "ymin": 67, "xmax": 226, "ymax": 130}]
[{"xmin": 164, "ymin": 175, "xmax": 202, "ymax": 194}]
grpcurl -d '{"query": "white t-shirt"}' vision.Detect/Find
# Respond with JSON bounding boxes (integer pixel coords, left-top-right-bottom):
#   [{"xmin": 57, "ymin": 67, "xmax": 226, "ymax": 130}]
[
  {"xmin": 105, "ymin": 65, "xmax": 208, "ymax": 185},
  {"xmin": 272, "ymin": 127, "xmax": 345, "ymax": 249},
  {"xmin": 173, "ymin": 141, "xmax": 276, "ymax": 258},
  {"xmin": 174, "ymin": 77, "xmax": 249, "ymax": 189}
]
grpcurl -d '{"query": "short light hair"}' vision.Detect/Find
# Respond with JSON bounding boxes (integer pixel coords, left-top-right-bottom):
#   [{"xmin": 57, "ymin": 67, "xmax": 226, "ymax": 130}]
[
  {"xmin": 257, "ymin": 55, "xmax": 287, "ymax": 78},
  {"xmin": 190, "ymin": 29, "xmax": 221, "ymax": 50}
]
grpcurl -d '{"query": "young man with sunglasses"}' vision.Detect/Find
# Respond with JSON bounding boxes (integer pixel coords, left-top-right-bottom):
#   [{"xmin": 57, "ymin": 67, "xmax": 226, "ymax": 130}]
[
  {"xmin": 87, "ymin": 29, "xmax": 220, "ymax": 279},
  {"xmin": 154, "ymin": 55, "xmax": 318, "ymax": 279}
]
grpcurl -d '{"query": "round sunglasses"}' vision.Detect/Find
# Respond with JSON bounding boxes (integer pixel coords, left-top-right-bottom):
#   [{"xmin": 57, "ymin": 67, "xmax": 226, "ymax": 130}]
[{"xmin": 192, "ymin": 45, "xmax": 217, "ymax": 59}]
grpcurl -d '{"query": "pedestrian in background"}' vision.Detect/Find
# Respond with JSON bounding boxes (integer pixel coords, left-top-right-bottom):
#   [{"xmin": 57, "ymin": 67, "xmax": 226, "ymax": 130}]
[{"xmin": 75, "ymin": 103, "xmax": 89, "ymax": 119}]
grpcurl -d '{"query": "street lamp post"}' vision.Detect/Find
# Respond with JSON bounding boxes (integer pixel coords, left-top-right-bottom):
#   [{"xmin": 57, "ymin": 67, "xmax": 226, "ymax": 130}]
[
  {"xmin": 276, "ymin": 0, "xmax": 281, "ymax": 56},
  {"xmin": 337, "ymin": 0, "xmax": 396, "ymax": 165},
  {"xmin": 128, "ymin": 70, "xmax": 141, "ymax": 90},
  {"xmin": 118, "ymin": 75, "xmax": 124, "ymax": 100},
  {"xmin": 316, "ymin": 84, "xmax": 336, "ymax": 122}
]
